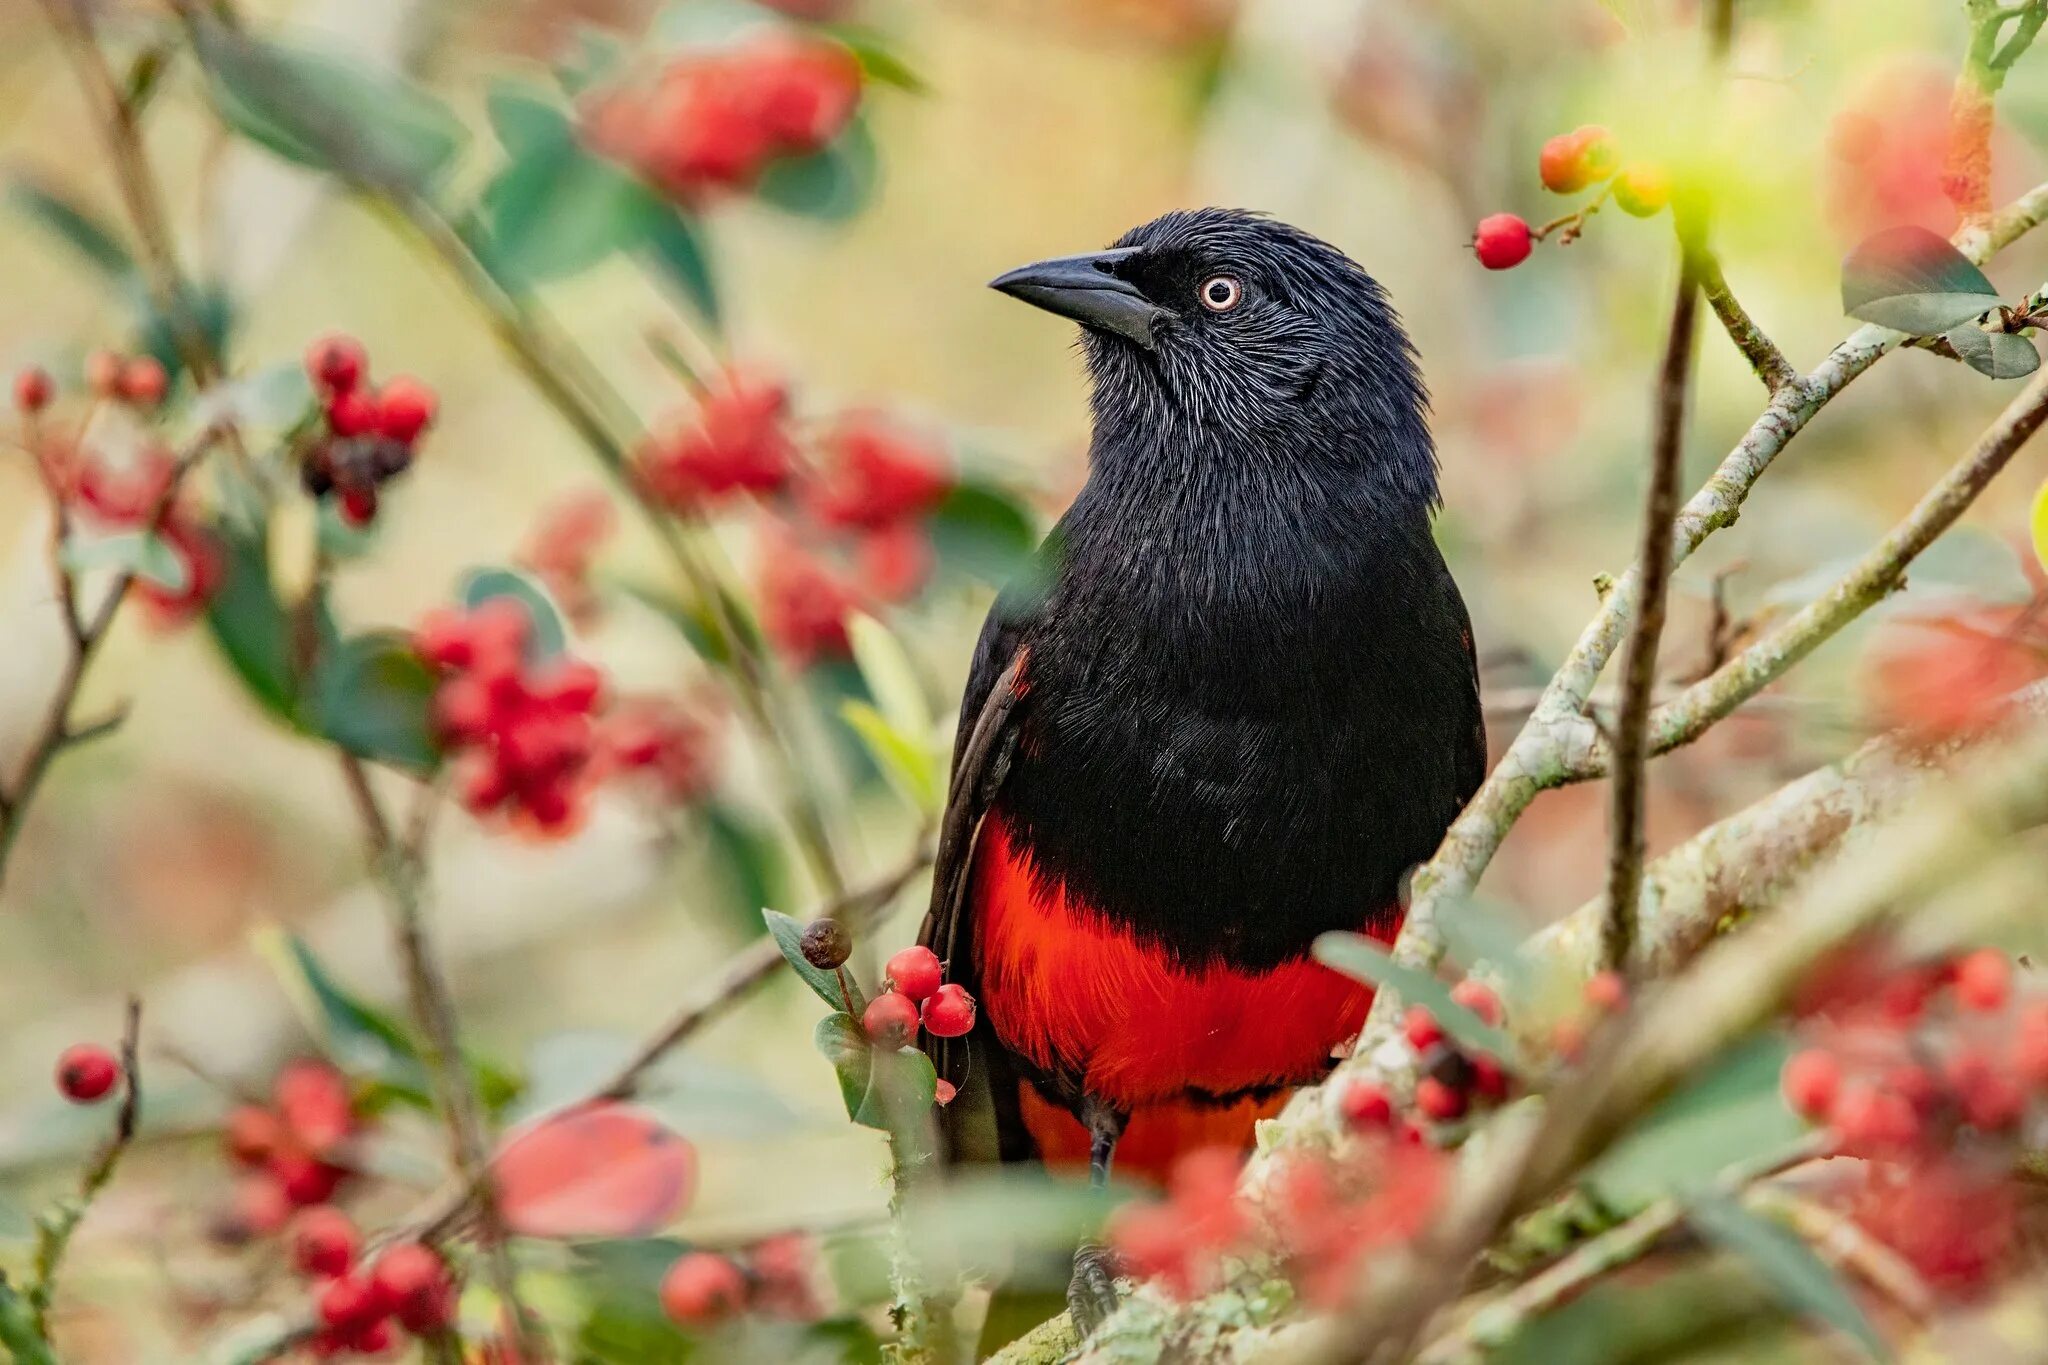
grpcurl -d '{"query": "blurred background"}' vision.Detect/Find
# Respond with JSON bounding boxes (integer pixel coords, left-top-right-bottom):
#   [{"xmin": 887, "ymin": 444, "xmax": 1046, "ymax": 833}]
[{"xmin": 2, "ymin": 0, "xmax": 2047, "ymax": 1357}]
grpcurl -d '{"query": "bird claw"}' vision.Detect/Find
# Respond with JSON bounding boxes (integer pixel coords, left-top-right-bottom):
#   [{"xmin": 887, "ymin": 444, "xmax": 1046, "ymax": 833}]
[{"xmin": 1067, "ymin": 1242, "xmax": 1124, "ymax": 1338}]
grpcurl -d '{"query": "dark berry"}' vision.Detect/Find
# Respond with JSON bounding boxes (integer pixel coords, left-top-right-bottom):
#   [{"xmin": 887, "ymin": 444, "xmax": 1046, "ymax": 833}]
[{"xmin": 799, "ymin": 918, "xmax": 852, "ymax": 970}]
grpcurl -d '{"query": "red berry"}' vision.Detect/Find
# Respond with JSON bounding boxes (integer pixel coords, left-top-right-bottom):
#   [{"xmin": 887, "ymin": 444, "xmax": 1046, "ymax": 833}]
[
  {"xmin": 14, "ymin": 365, "xmax": 53, "ymax": 413},
  {"xmin": 291, "ymin": 1206, "xmax": 359, "ymax": 1278},
  {"xmin": 305, "ymin": 334, "xmax": 367, "ymax": 395},
  {"xmin": 348, "ymin": 1317, "xmax": 394, "ymax": 1355},
  {"xmin": 1449, "ymin": 978, "xmax": 1502, "ymax": 1027},
  {"xmin": 1539, "ymin": 131, "xmax": 1592, "ymax": 193},
  {"xmin": 660, "ymin": 1251, "xmax": 749, "ymax": 1328},
  {"xmin": 376, "ymin": 376, "xmax": 437, "ymax": 444},
  {"xmin": 275, "ymin": 1059, "xmax": 355, "ymax": 1153},
  {"xmin": 1583, "ymin": 970, "xmax": 1628, "ymax": 1013},
  {"xmin": 316, "ymin": 1273, "xmax": 379, "ymax": 1330},
  {"xmin": 413, "ymin": 608, "xmax": 475, "ymax": 670},
  {"xmin": 1612, "ymin": 163, "xmax": 1672, "ymax": 218},
  {"xmin": 271, "ymin": 1152, "xmax": 346, "ymax": 1207},
  {"xmin": 1471, "ymin": 1054, "xmax": 1510, "ymax": 1101},
  {"xmin": 56, "ymin": 1043, "xmax": 119, "ymax": 1103},
  {"xmin": 885, "ymin": 946, "xmax": 944, "ymax": 1002},
  {"xmin": 934, "ymin": 1079, "xmax": 957, "ymax": 1106},
  {"xmin": 1830, "ymin": 1083, "xmax": 1919, "ymax": 1154},
  {"xmin": 370, "ymin": 1242, "xmax": 448, "ymax": 1325},
  {"xmin": 862, "ymin": 991, "xmax": 920, "ymax": 1048},
  {"xmin": 394, "ymin": 1282, "xmax": 457, "ymax": 1336},
  {"xmin": 1953, "ymin": 949, "xmax": 2013, "ymax": 1012},
  {"xmin": 921, "ymin": 982, "xmax": 976, "ymax": 1038},
  {"xmin": 328, "ymin": 390, "xmax": 379, "ymax": 437},
  {"xmin": 1781, "ymin": 1048, "xmax": 1840, "ymax": 1119},
  {"xmin": 1962, "ymin": 1071, "xmax": 2026, "ymax": 1131},
  {"xmin": 1472, "ymin": 213, "xmax": 1533, "ymax": 270},
  {"xmin": 338, "ymin": 486, "xmax": 378, "ymax": 527},
  {"xmin": 225, "ymin": 1104, "xmax": 284, "ymax": 1167},
  {"xmin": 1414, "ymin": 1077, "xmax": 1468, "ymax": 1122},
  {"xmin": 1403, "ymin": 1005, "xmax": 1444, "ymax": 1051},
  {"xmin": 1339, "ymin": 1080, "xmax": 1393, "ymax": 1131},
  {"xmin": 118, "ymin": 356, "xmax": 168, "ymax": 408}
]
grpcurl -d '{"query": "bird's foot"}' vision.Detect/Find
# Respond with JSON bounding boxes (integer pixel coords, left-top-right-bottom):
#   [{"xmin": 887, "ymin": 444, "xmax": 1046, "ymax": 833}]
[{"xmin": 1067, "ymin": 1242, "xmax": 1124, "ymax": 1338}]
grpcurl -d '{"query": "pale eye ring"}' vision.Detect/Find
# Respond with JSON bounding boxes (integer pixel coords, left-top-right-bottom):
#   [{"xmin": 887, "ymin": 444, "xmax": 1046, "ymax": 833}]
[{"xmin": 1198, "ymin": 275, "xmax": 1243, "ymax": 313}]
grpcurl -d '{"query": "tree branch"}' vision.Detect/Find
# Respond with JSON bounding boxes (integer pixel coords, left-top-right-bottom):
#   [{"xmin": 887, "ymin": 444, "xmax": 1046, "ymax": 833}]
[
  {"xmin": 1697, "ymin": 251, "xmax": 1797, "ymax": 393},
  {"xmin": 1604, "ymin": 235, "xmax": 1702, "ymax": 971},
  {"xmin": 27, "ymin": 996, "xmax": 141, "ymax": 1334}
]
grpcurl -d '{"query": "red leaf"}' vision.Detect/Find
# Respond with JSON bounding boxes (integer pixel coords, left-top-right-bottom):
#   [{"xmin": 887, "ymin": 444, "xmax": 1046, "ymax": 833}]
[{"xmin": 492, "ymin": 1102, "xmax": 696, "ymax": 1238}]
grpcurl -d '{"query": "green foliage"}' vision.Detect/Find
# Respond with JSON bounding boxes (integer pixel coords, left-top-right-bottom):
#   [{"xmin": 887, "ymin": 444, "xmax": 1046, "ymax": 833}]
[
  {"xmin": 841, "ymin": 614, "xmax": 940, "ymax": 815},
  {"xmin": 701, "ymin": 803, "xmax": 792, "ymax": 935},
  {"xmin": 1842, "ymin": 226, "xmax": 2002, "ymax": 336},
  {"xmin": 1582, "ymin": 1034, "xmax": 1808, "ymax": 1212},
  {"xmin": 766, "ymin": 909, "xmax": 864, "ymax": 1013},
  {"xmin": 8, "ymin": 177, "xmax": 134, "ymax": 281},
  {"xmin": 1689, "ymin": 1193, "xmax": 1890, "ymax": 1361},
  {"xmin": 257, "ymin": 929, "xmax": 520, "ymax": 1115},
  {"xmin": 202, "ymin": 516, "xmax": 333, "ymax": 729},
  {"xmin": 60, "ymin": 530, "xmax": 189, "ymax": 593},
  {"xmin": 191, "ymin": 20, "xmax": 464, "ymax": 194},
  {"xmin": 811, "ymin": 1012, "xmax": 938, "ymax": 1147},
  {"xmin": 755, "ymin": 117, "xmax": 879, "ymax": 222},
  {"xmin": 309, "ymin": 632, "xmax": 442, "ymax": 773},
  {"xmin": 1946, "ymin": 323, "xmax": 2041, "ymax": 377},
  {"xmin": 460, "ymin": 566, "xmax": 569, "ymax": 662},
  {"xmin": 928, "ymin": 479, "xmax": 1039, "ymax": 586}
]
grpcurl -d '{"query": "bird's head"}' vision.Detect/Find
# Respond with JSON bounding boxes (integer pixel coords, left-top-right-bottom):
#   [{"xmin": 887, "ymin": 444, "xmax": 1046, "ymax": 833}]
[{"xmin": 991, "ymin": 208, "xmax": 1435, "ymax": 504}]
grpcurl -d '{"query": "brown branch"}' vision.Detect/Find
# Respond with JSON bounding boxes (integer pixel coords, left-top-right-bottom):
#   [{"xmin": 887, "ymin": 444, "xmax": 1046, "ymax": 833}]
[
  {"xmin": 1605, "ymin": 227, "xmax": 1703, "ymax": 973},
  {"xmin": 0, "ymin": 426, "xmax": 224, "ymax": 885}
]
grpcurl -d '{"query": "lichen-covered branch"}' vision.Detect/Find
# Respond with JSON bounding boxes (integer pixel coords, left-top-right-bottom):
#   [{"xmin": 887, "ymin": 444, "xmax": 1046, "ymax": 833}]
[{"xmin": 1698, "ymin": 252, "xmax": 1797, "ymax": 393}]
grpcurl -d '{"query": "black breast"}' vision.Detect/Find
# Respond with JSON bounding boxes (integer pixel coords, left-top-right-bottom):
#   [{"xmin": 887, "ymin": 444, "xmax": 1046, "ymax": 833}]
[{"xmin": 991, "ymin": 475, "xmax": 1485, "ymax": 973}]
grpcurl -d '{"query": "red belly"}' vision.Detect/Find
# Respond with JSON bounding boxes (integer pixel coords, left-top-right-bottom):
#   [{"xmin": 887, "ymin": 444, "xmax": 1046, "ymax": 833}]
[{"xmin": 971, "ymin": 813, "xmax": 1381, "ymax": 1174}]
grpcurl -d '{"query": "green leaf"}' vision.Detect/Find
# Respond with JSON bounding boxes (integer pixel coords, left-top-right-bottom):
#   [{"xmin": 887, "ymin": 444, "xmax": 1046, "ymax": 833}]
[
  {"xmin": 482, "ymin": 83, "xmax": 670, "ymax": 287},
  {"xmin": 192, "ymin": 20, "xmax": 464, "ymax": 194},
  {"xmin": 840, "ymin": 700, "xmax": 941, "ymax": 816},
  {"xmin": 854, "ymin": 1040, "xmax": 937, "ymax": 1139},
  {"xmin": 766, "ymin": 909, "xmax": 863, "ymax": 1014},
  {"xmin": 1312, "ymin": 931, "xmax": 1516, "ymax": 1064},
  {"xmin": 823, "ymin": 26, "xmax": 930, "ymax": 93},
  {"xmin": 847, "ymin": 613, "xmax": 929, "ymax": 738},
  {"xmin": 814, "ymin": 1011, "xmax": 870, "ymax": 1121},
  {"xmin": 1435, "ymin": 895, "xmax": 1537, "ymax": 998},
  {"xmin": 701, "ymin": 802, "xmax": 790, "ymax": 935},
  {"xmin": 310, "ymin": 631, "xmax": 442, "ymax": 773},
  {"xmin": 929, "ymin": 479, "xmax": 1038, "ymax": 586},
  {"xmin": 1583, "ymin": 1034, "xmax": 1808, "ymax": 1211},
  {"xmin": 1689, "ymin": 1192, "xmax": 1891, "ymax": 1361},
  {"xmin": 8, "ymin": 177, "xmax": 135, "ymax": 281},
  {"xmin": 459, "ymin": 566, "xmax": 568, "ymax": 662},
  {"xmin": 134, "ymin": 280, "xmax": 235, "ymax": 384},
  {"xmin": 639, "ymin": 208, "xmax": 722, "ymax": 329},
  {"xmin": 203, "ymin": 517, "xmax": 332, "ymax": 727},
  {"xmin": 61, "ymin": 529, "xmax": 189, "ymax": 593},
  {"xmin": 753, "ymin": 117, "xmax": 877, "ymax": 222},
  {"xmin": 1842, "ymin": 226, "xmax": 2001, "ymax": 336},
  {"xmin": 1946, "ymin": 324, "xmax": 2041, "ymax": 378}
]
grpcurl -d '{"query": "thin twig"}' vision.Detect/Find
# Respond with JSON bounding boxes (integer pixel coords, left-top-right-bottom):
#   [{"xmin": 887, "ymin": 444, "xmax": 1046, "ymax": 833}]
[
  {"xmin": 1698, "ymin": 252, "xmax": 1798, "ymax": 393},
  {"xmin": 28, "ymin": 996, "xmax": 141, "ymax": 1333},
  {"xmin": 0, "ymin": 426, "xmax": 224, "ymax": 884},
  {"xmin": 1604, "ymin": 232, "xmax": 1702, "ymax": 973}
]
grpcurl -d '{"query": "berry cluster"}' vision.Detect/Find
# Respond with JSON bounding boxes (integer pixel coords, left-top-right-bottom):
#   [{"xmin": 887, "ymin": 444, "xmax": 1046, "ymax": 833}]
[
  {"xmin": 1110, "ymin": 1130, "xmax": 1447, "ymax": 1307},
  {"xmin": 298, "ymin": 334, "xmax": 438, "ymax": 528},
  {"xmin": 659, "ymin": 1234, "xmax": 822, "ymax": 1331},
  {"xmin": 413, "ymin": 599, "xmax": 606, "ymax": 834},
  {"xmin": 860, "ymin": 945, "xmax": 977, "ymax": 1050},
  {"xmin": 632, "ymin": 366, "xmax": 954, "ymax": 666},
  {"xmin": 581, "ymin": 34, "xmax": 862, "ymax": 202},
  {"xmin": 55, "ymin": 1042, "xmax": 121, "ymax": 1104},
  {"xmin": 217, "ymin": 1060, "xmax": 364, "ymax": 1238},
  {"xmin": 1781, "ymin": 943, "xmax": 2045, "ymax": 1293},
  {"xmin": 600, "ymin": 694, "xmax": 721, "ymax": 805},
  {"xmin": 293, "ymin": 1214, "xmax": 456, "ymax": 1358},
  {"xmin": 1341, "ymin": 978, "xmax": 1518, "ymax": 1129},
  {"xmin": 1471, "ymin": 124, "xmax": 1672, "ymax": 271},
  {"xmin": 13, "ymin": 365, "xmax": 221, "ymax": 626}
]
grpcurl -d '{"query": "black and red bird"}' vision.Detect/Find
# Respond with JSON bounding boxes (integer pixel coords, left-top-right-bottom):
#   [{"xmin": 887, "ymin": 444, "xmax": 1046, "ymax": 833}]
[{"xmin": 919, "ymin": 208, "xmax": 1485, "ymax": 1318}]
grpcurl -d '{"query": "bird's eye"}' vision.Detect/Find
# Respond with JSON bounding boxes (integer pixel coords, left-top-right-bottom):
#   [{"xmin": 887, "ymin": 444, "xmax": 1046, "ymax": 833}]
[{"xmin": 1197, "ymin": 275, "xmax": 1243, "ymax": 313}]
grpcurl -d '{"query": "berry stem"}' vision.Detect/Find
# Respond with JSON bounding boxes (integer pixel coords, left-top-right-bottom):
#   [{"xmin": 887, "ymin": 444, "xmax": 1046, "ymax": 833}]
[{"xmin": 26, "ymin": 997, "xmax": 141, "ymax": 1334}]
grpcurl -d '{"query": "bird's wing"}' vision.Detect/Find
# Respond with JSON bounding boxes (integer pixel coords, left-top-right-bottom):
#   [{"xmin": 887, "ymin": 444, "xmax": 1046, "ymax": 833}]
[{"xmin": 917, "ymin": 611, "xmax": 1029, "ymax": 1094}]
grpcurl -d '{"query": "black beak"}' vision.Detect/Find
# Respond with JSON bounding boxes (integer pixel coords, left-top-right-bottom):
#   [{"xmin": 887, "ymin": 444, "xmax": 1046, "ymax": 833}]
[{"xmin": 990, "ymin": 247, "xmax": 1167, "ymax": 350}]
